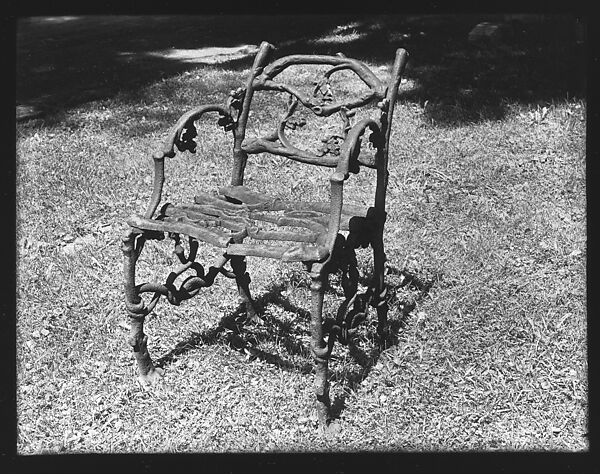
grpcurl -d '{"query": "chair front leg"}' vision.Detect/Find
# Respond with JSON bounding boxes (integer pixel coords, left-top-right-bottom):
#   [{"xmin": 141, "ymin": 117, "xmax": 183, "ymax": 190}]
[
  {"xmin": 122, "ymin": 230, "xmax": 164, "ymax": 385},
  {"xmin": 309, "ymin": 263, "xmax": 332, "ymax": 427},
  {"xmin": 127, "ymin": 317, "xmax": 164, "ymax": 384}
]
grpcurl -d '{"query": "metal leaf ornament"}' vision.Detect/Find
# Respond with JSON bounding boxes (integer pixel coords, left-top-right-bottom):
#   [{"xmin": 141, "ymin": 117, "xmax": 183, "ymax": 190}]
[
  {"xmin": 176, "ymin": 123, "xmax": 198, "ymax": 153},
  {"xmin": 313, "ymin": 77, "xmax": 334, "ymax": 104}
]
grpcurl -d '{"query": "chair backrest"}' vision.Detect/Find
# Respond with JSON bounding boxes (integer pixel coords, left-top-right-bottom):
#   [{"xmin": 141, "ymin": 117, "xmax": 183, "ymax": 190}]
[{"xmin": 228, "ymin": 42, "xmax": 408, "ymax": 197}]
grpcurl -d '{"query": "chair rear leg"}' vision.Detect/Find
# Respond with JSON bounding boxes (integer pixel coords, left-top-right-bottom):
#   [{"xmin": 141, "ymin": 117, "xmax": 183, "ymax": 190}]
[
  {"xmin": 122, "ymin": 231, "xmax": 163, "ymax": 385},
  {"xmin": 309, "ymin": 264, "xmax": 331, "ymax": 427},
  {"xmin": 230, "ymin": 256, "xmax": 260, "ymax": 324},
  {"xmin": 371, "ymin": 229, "xmax": 390, "ymax": 342}
]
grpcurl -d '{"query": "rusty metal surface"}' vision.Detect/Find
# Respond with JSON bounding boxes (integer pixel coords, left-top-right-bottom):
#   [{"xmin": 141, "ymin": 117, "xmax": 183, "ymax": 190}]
[{"xmin": 122, "ymin": 41, "xmax": 409, "ymax": 427}]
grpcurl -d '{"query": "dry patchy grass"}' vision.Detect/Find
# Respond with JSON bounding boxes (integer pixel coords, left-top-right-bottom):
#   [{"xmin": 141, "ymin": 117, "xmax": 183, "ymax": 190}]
[{"xmin": 16, "ymin": 56, "xmax": 586, "ymax": 453}]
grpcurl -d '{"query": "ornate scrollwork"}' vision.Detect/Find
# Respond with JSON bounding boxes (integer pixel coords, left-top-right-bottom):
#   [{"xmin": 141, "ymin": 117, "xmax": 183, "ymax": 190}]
[
  {"xmin": 339, "ymin": 107, "xmax": 354, "ymax": 137},
  {"xmin": 316, "ymin": 135, "xmax": 344, "ymax": 157},
  {"xmin": 218, "ymin": 87, "xmax": 246, "ymax": 132},
  {"xmin": 173, "ymin": 89, "xmax": 244, "ymax": 152},
  {"xmin": 217, "ymin": 114, "xmax": 236, "ymax": 132},
  {"xmin": 318, "ymin": 235, "xmax": 378, "ymax": 346},
  {"xmin": 127, "ymin": 233, "xmax": 233, "ymax": 314},
  {"xmin": 313, "ymin": 77, "xmax": 334, "ymax": 104},
  {"xmin": 368, "ymin": 128, "xmax": 384, "ymax": 149},
  {"xmin": 227, "ymin": 87, "xmax": 246, "ymax": 113},
  {"xmin": 284, "ymin": 116, "xmax": 307, "ymax": 130}
]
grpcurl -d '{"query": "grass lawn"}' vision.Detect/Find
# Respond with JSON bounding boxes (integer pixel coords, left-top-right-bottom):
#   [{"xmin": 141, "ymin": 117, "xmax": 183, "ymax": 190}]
[{"xmin": 15, "ymin": 15, "xmax": 587, "ymax": 453}]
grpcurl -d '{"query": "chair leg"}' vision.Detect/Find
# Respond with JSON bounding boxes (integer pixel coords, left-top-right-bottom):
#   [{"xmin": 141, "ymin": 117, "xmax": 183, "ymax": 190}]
[
  {"xmin": 230, "ymin": 256, "xmax": 260, "ymax": 324},
  {"xmin": 122, "ymin": 231, "xmax": 163, "ymax": 385},
  {"xmin": 128, "ymin": 316, "xmax": 164, "ymax": 384},
  {"xmin": 371, "ymin": 229, "xmax": 390, "ymax": 342},
  {"xmin": 309, "ymin": 264, "xmax": 331, "ymax": 427}
]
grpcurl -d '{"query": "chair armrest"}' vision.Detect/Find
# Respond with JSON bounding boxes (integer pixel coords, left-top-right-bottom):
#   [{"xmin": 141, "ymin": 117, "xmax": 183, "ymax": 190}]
[
  {"xmin": 143, "ymin": 104, "xmax": 234, "ymax": 219},
  {"xmin": 323, "ymin": 119, "xmax": 383, "ymax": 253},
  {"xmin": 331, "ymin": 118, "xmax": 382, "ymax": 182},
  {"xmin": 153, "ymin": 104, "xmax": 234, "ymax": 159}
]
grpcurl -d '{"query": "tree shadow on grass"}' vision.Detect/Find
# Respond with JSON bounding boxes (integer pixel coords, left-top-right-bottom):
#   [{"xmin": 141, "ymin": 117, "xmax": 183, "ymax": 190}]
[
  {"xmin": 153, "ymin": 263, "xmax": 436, "ymax": 421},
  {"xmin": 314, "ymin": 14, "xmax": 586, "ymax": 127},
  {"xmin": 17, "ymin": 14, "xmax": 585, "ymax": 127},
  {"xmin": 16, "ymin": 15, "xmax": 357, "ymax": 120}
]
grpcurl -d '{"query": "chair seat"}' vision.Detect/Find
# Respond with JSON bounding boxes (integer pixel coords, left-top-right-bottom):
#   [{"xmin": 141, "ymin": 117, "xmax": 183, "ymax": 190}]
[{"xmin": 127, "ymin": 185, "xmax": 371, "ymax": 262}]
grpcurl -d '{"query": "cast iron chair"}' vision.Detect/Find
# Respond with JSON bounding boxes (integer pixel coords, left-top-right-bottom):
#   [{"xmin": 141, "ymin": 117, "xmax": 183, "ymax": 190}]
[{"xmin": 122, "ymin": 41, "xmax": 408, "ymax": 426}]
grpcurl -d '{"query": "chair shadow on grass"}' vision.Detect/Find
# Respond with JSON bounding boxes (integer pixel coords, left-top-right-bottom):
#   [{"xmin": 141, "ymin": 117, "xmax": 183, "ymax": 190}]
[{"xmin": 154, "ymin": 263, "xmax": 436, "ymax": 421}]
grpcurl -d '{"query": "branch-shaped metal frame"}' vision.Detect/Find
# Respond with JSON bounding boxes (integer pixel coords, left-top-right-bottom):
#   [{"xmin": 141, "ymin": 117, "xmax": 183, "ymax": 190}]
[
  {"xmin": 240, "ymin": 48, "xmax": 389, "ymax": 169},
  {"xmin": 122, "ymin": 40, "xmax": 410, "ymax": 429}
]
